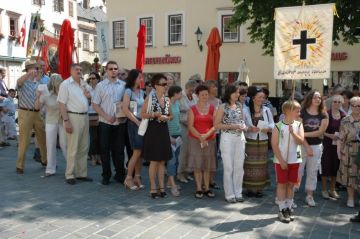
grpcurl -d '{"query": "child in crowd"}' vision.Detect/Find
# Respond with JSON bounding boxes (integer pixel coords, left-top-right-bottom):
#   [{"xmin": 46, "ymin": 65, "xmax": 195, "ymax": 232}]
[
  {"xmin": 3, "ymin": 89, "xmax": 17, "ymax": 140},
  {"xmin": 271, "ymin": 100, "xmax": 304, "ymax": 223}
]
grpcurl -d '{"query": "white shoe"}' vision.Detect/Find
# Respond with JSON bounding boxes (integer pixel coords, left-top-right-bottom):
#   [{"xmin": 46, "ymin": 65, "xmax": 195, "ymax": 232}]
[
  {"xmin": 328, "ymin": 190, "xmax": 340, "ymax": 199},
  {"xmin": 347, "ymin": 200, "xmax": 355, "ymax": 208},
  {"xmin": 321, "ymin": 191, "xmax": 330, "ymax": 199},
  {"xmin": 291, "ymin": 201, "xmax": 298, "ymax": 209},
  {"xmin": 305, "ymin": 195, "xmax": 316, "ymax": 207}
]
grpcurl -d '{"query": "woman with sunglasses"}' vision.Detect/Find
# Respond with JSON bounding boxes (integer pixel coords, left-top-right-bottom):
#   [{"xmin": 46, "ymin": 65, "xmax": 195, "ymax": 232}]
[
  {"xmin": 320, "ymin": 95, "xmax": 346, "ymax": 200},
  {"xmin": 299, "ymin": 90, "xmax": 329, "ymax": 207},
  {"xmin": 243, "ymin": 86, "xmax": 274, "ymax": 198},
  {"xmin": 337, "ymin": 96, "xmax": 360, "ymax": 208},
  {"xmin": 141, "ymin": 74, "xmax": 172, "ymax": 198},
  {"xmin": 87, "ymin": 72, "xmax": 101, "ymax": 166}
]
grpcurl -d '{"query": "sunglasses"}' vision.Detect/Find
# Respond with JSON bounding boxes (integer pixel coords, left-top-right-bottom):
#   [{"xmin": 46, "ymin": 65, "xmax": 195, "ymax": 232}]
[
  {"xmin": 108, "ymin": 68, "xmax": 118, "ymax": 71},
  {"xmin": 351, "ymin": 104, "xmax": 360, "ymax": 108},
  {"xmin": 88, "ymin": 77, "xmax": 97, "ymax": 80},
  {"xmin": 157, "ymin": 83, "xmax": 167, "ymax": 87}
]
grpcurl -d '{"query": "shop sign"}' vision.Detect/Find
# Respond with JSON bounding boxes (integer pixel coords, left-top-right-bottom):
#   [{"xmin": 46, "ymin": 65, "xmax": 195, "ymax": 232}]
[
  {"xmin": 145, "ymin": 54, "xmax": 181, "ymax": 65},
  {"xmin": 331, "ymin": 52, "xmax": 348, "ymax": 61}
]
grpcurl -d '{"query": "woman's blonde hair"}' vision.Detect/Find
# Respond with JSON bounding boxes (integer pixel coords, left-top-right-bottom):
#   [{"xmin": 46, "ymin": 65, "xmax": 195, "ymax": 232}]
[
  {"xmin": 350, "ymin": 96, "xmax": 360, "ymax": 105},
  {"xmin": 282, "ymin": 100, "xmax": 301, "ymax": 114},
  {"xmin": 47, "ymin": 73, "xmax": 63, "ymax": 95},
  {"xmin": 331, "ymin": 95, "xmax": 344, "ymax": 104}
]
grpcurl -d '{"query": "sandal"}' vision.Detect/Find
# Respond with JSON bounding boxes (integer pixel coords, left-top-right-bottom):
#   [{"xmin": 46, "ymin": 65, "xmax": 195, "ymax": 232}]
[
  {"xmin": 134, "ymin": 175, "xmax": 145, "ymax": 189},
  {"xmin": 209, "ymin": 182, "xmax": 221, "ymax": 190},
  {"xmin": 150, "ymin": 189, "xmax": 159, "ymax": 199},
  {"xmin": 195, "ymin": 191, "xmax": 203, "ymax": 199},
  {"xmin": 204, "ymin": 190, "xmax": 215, "ymax": 198},
  {"xmin": 159, "ymin": 188, "xmax": 167, "ymax": 198}
]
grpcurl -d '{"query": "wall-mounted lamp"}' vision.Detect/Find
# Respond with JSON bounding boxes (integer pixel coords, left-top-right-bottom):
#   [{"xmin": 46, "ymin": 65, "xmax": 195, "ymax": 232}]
[{"xmin": 195, "ymin": 26, "xmax": 203, "ymax": 52}]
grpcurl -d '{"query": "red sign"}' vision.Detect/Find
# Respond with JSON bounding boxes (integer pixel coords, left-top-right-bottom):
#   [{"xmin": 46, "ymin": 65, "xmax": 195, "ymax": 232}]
[
  {"xmin": 41, "ymin": 34, "xmax": 59, "ymax": 72},
  {"xmin": 331, "ymin": 52, "xmax": 348, "ymax": 61},
  {"xmin": 145, "ymin": 54, "xmax": 181, "ymax": 65}
]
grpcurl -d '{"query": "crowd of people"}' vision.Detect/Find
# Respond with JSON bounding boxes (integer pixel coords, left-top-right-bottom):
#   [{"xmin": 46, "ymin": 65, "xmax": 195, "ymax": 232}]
[{"xmin": 1, "ymin": 59, "xmax": 360, "ymax": 224}]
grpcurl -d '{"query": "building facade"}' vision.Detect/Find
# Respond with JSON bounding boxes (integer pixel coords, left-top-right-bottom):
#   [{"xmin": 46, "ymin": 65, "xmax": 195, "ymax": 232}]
[
  {"xmin": 106, "ymin": 0, "xmax": 360, "ymax": 97},
  {"xmin": 77, "ymin": 1, "xmax": 106, "ymax": 74}
]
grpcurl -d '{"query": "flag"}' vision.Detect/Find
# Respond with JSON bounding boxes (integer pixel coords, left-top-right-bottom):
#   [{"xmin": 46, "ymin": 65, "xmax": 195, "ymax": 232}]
[
  {"xmin": 26, "ymin": 13, "xmax": 40, "ymax": 57},
  {"xmin": 20, "ymin": 19, "xmax": 26, "ymax": 47},
  {"xmin": 274, "ymin": 4, "xmax": 335, "ymax": 80}
]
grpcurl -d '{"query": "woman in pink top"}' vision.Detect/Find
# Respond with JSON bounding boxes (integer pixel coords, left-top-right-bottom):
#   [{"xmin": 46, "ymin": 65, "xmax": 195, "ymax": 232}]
[{"xmin": 187, "ymin": 85, "xmax": 216, "ymax": 199}]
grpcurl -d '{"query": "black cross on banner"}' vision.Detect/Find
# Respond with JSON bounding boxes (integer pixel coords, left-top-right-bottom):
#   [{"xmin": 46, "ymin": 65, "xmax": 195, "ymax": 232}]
[{"xmin": 292, "ymin": 30, "xmax": 316, "ymax": 60}]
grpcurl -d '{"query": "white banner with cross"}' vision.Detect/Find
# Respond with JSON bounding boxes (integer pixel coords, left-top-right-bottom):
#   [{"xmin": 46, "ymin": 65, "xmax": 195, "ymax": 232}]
[{"xmin": 274, "ymin": 4, "xmax": 335, "ymax": 80}]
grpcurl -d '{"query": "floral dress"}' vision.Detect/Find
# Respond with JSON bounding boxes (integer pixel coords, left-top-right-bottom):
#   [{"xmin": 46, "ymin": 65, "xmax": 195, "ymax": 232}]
[{"xmin": 337, "ymin": 115, "xmax": 360, "ymax": 190}]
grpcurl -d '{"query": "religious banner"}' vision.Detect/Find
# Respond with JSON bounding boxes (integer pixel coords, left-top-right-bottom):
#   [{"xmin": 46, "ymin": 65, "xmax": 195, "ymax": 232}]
[
  {"xmin": 26, "ymin": 13, "xmax": 41, "ymax": 57},
  {"xmin": 41, "ymin": 34, "xmax": 59, "ymax": 73},
  {"xmin": 95, "ymin": 21, "xmax": 109, "ymax": 64},
  {"xmin": 274, "ymin": 4, "xmax": 335, "ymax": 80}
]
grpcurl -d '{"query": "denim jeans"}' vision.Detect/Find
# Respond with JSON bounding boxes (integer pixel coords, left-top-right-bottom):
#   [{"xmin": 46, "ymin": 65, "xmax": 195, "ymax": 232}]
[{"xmin": 99, "ymin": 122, "xmax": 126, "ymax": 181}]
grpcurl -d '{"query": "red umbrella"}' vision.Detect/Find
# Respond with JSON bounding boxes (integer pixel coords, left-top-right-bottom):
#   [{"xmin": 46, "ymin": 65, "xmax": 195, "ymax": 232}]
[
  {"xmin": 204, "ymin": 27, "xmax": 222, "ymax": 81},
  {"xmin": 58, "ymin": 19, "xmax": 74, "ymax": 80},
  {"xmin": 136, "ymin": 24, "xmax": 146, "ymax": 87}
]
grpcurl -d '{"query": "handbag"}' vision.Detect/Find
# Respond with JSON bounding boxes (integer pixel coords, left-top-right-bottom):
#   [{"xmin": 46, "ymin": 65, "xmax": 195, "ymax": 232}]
[{"xmin": 138, "ymin": 92, "xmax": 152, "ymax": 136}]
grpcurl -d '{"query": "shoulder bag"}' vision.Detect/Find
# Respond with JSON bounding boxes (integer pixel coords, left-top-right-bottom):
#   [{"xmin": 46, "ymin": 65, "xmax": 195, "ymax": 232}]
[{"xmin": 138, "ymin": 92, "xmax": 152, "ymax": 136}]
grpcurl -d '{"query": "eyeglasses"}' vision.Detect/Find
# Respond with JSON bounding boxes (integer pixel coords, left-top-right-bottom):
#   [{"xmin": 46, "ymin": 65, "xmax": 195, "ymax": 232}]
[
  {"xmin": 333, "ymin": 101, "xmax": 341, "ymax": 104},
  {"xmin": 157, "ymin": 83, "xmax": 167, "ymax": 87},
  {"xmin": 351, "ymin": 104, "xmax": 360, "ymax": 108},
  {"xmin": 108, "ymin": 68, "xmax": 118, "ymax": 71},
  {"xmin": 88, "ymin": 77, "xmax": 97, "ymax": 80}
]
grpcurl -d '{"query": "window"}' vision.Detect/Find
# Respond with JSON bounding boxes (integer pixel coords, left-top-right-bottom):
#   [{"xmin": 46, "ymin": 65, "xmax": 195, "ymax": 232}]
[
  {"xmin": 53, "ymin": 0, "xmax": 64, "ymax": 12},
  {"xmin": 68, "ymin": 1, "xmax": 73, "ymax": 17},
  {"xmin": 83, "ymin": 33, "xmax": 89, "ymax": 50},
  {"xmin": 54, "ymin": 27, "xmax": 60, "ymax": 38},
  {"xmin": 168, "ymin": 14, "xmax": 183, "ymax": 45},
  {"xmin": 93, "ymin": 35, "xmax": 98, "ymax": 52},
  {"xmin": 32, "ymin": 0, "xmax": 45, "ymax": 6},
  {"xmin": 140, "ymin": 17, "xmax": 153, "ymax": 46},
  {"xmin": 9, "ymin": 17, "xmax": 19, "ymax": 37},
  {"xmin": 221, "ymin": 15, "xmax": 239, "ymax": 43},
  {"xmin": 113, "ymin": 20, "xmax": 125, "ymax": 48},
  {"xmin": 83, "ymin": 0, "xmax": 89, "ymax": 9}
]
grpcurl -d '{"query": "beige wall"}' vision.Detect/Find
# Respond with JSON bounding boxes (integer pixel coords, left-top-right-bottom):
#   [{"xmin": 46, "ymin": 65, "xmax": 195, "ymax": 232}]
[{"xmin": 107, "ymin": 0, "xmax": 360, "ymax": 96}]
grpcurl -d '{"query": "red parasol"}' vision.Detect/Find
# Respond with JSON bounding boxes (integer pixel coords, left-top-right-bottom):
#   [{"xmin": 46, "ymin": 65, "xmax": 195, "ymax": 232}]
[
  {"xmin": 58, "ymin": 19, "xmax": 74, "ymax": 80},
  {"xmin": 136, "ymin": 24, "xmax": 146, "ymax": 87},
  {"xmin": 204, "ymin": 27, "xmax": 222, "ymax": 81}
]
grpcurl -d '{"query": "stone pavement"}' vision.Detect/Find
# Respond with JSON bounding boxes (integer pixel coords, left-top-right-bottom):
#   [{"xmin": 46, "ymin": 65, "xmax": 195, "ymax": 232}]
[{"xmin": 0, "ymin": 141, "xmax": 360, "ymax": 239}]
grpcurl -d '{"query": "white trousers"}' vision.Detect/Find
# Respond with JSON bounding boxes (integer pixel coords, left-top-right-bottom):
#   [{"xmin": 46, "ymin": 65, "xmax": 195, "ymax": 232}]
[
  {"xmin": 220, "ymin": 132, "xmax": 246, "ymax": 199},
  {"xmin": 45, "ymin": 123, "xmax": 67, "ymax": 174},
  {"xmin": 299, "ymin": 144, "xmax": 323, "ymax": 192}
]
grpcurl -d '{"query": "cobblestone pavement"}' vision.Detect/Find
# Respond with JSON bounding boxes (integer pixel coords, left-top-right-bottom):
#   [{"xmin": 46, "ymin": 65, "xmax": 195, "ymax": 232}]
[{"xmin": 0, "ymin": 141, "xmax": 360, "ymax": 239}]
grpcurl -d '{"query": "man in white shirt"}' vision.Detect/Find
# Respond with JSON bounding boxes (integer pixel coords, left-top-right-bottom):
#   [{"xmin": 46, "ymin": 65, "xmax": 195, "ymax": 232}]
[
  {"xmin": 92, "ymin": 61, "xmax": 127, "ymax": 185},
  {"xmin": 58, "ymin": 64, "xmax": 92, "ymax": 185}
]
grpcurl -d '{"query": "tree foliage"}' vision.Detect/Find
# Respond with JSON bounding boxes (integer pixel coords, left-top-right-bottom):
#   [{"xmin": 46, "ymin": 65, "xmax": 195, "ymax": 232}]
[{"xmin": 231, "ymin": 0, "xmax": 360, "ymax": 56}]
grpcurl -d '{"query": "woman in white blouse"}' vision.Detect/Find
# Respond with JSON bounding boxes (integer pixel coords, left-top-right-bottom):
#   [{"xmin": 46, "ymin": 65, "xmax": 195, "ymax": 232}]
[
  {"xmin": 243, "ymin": 86, "xmax": 274, "ymax": 197},
  {"xmin": 35, "ymin": 74, "xmax": 67, "ymax": 177}
]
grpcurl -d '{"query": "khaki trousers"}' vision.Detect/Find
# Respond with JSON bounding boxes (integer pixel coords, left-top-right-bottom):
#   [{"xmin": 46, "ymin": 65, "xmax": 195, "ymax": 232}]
[
  {"xmin": 65, "ymin": 113, "xmax": 89, "ymax": 179},
  {"xmin": 16, "ymin": 109, "xmax": 47, "ymax": 169}
]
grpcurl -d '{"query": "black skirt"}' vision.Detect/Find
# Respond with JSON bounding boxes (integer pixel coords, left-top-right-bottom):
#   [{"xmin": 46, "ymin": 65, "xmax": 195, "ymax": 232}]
[{"xmin": 143, "ymin": 120, "xmax": 172, "ymax": 161}]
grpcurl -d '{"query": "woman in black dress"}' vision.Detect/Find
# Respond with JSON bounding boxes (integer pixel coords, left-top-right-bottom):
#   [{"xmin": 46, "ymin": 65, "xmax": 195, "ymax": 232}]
[{"xmin": 141, "ymin": 74, "xmax": 172, "ymax": 198}]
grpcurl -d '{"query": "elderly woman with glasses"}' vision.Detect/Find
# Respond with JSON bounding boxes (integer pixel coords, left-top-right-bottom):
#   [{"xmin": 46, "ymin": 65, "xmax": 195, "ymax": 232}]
[
  {"xmin": 142, "ymin": 73, "xmax": 172, "ymax": 198},
  {"xmin": 320, "ymin": 95, "xmax": 346, "ymax": 200},
  {"xmin": 337, "ymin": 96, "xmax": 360, "ymax": 208}
]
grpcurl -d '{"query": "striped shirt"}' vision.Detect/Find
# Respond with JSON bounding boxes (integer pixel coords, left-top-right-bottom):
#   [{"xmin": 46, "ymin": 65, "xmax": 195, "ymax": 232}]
[
  {"xmin": 17, "ymin": 79, "xmax": 41, "ymax": 109},
  {"xmin": 92, "ymin": 78, "xmax": 125, "ymax": 125}
]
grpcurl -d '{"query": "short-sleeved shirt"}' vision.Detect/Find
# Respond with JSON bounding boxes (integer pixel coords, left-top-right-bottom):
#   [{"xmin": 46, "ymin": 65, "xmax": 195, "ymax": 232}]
[
  {"xmin": 17, "ymin": 79, "xmax": 42, "ymax": 109},
  {"xmin": 274, "ymin": 120, "xmax": 303, "ymax": 164},
  {"xmin": 124, "ymin": 88, "xmax": 144, "ymax": 119},
  {"xmin": 57, "ymin": 77, "xmax": 89, "ymax": 113},
  {"xmin": 40, "ymin": 93, "xmax": 61, "ymax": 124},
  {"xmin": 168, "ymin": 101, "xmax": 181, "ymax": 136},
  {"xmin": 92, "ymin": 78, "xmax": 125, "ymax": 125},
  {"xmin": 301, "ymin": 109, "xmax": 327, "ymax": 145},
  {"xmin": 221, "ymin": 102, "xmax": 245, "ymax": 139}
]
